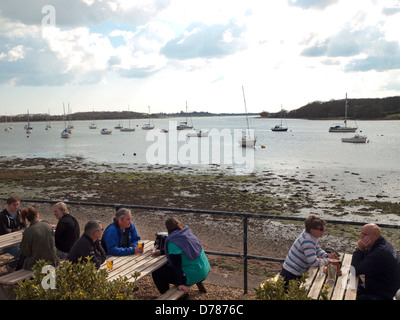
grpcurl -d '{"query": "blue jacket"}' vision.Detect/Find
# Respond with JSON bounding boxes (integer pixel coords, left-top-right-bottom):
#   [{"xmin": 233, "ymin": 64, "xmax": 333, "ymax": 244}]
[{"xmin": 101, "ymin": 220, "xmax": 140, "ymax": 256}]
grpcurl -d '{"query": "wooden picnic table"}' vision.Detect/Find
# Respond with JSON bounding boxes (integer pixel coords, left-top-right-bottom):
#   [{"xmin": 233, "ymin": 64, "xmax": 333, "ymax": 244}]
[
  {"xmin": 305, "ymin": 252, "xmax": 359, "ymax": 300},
  {"xmin": 100, "ymin": 240, "xmax": 167, "ymax": 282},
  {"xmin": 0, "ymin": 230, "xmax": 24, "ymax": 251}
]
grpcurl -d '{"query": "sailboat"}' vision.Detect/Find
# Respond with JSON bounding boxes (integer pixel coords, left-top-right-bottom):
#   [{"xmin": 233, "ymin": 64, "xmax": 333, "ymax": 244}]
[
  {"xmin": 239, "ymin": 86, "xmax": 256, "ymax": 148},
  {"xmin": 120, "ymin": 106, "xmax": 135, "ymax": 132},
  {"xmin": 271, "ymin": 105, "xmax": 288, "ymax": 132},
  {"xmin": 45, "ymin": 110, "xmax": 52, "ymax": 130},
  {"xmin": 25, "ymin": 110, "xmax": 33, "ymax": 134},
  {"xmin": 177, "ymin": 102, "xmax": 193, "ymax": 130},
  {"xmin": 61, "ymin": 103, "xmax": 70, "ymax": 139},
  {"xmin": 329, "ymin": 93, "xmax": 357, "ymax": 132},
  {"xmin": 142, "ymin": 106, "xmax": 155, "ymax": 130},
  {"xmin": 89, "ymin": 110, "xmax": 97, "ymax": 129}
]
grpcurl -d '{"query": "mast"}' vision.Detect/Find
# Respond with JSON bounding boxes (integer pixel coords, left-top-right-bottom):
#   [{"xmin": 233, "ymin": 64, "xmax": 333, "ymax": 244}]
[
  {"xmin": 344, "ymin": 93, "xmax": 348, "ymax": 128},
  {"xmin": 242, "ymin": 86, "xmax": 250, "ymax": 135}
]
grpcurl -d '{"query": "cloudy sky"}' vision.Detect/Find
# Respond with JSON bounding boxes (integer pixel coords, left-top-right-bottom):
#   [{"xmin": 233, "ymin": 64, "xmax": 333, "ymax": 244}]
[{"xmin": 1, "ymin": 0, "xmax": 400, "ymax": 115}]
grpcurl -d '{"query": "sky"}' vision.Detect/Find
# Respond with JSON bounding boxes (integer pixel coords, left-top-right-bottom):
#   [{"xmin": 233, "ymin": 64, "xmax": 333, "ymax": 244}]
[{"xmin": 1, "ymin": 0, "xmax": 400, "ymax": 116}]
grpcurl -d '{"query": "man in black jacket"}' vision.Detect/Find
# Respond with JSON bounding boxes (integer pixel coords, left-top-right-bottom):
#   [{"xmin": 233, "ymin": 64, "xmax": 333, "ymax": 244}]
[
  {"xmin": 67, "ymin": 220, "xmax": 106, "ymax": 269},
  {"xmin": 351, "ymin": 223, "xmax": 400, "ymax": 300}
]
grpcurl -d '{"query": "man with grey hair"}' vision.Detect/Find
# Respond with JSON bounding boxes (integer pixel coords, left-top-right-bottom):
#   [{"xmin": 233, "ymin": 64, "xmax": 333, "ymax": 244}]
[
  {"xmin": 67, "ymin": 220, "xmax": 106, "ymax": 269},
  {"xmin": 101, "ymin": 208, "xmax": 142, "ymax": 256}
]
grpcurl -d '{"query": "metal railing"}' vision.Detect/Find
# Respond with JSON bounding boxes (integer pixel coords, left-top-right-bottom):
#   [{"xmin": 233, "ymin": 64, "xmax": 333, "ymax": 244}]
[{"xmin": 2, "ymin": 198, "xmax": 400, "ymax": 294}]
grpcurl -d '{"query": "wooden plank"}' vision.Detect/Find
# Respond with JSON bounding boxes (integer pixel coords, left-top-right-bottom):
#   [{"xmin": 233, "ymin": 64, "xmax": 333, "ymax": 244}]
[
  {"xmin": 331, "ymin": 253, "xmax": 352, "ymax": 300},
  {"xmin": 156, "ymin": 286, "xmax": 186, "ymax": 300},
  {"xmin": 0, "ymin": 269, "xmax": 34, "ymax": 285}
]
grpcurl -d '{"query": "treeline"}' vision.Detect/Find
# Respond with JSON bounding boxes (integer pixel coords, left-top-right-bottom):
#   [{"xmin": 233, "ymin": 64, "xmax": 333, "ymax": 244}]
[
  {"xmin": 261, "ymin": 96, "xmax": 400, "ymax": 120},
  {"xmin": 1, "ymin": 110, "xmax": 254, "ymax": 123}
]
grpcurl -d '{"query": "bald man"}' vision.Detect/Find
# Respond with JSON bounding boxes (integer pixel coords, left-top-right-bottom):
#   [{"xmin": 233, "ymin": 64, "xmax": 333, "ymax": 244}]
[{"xmin": 351, "ymin": 224, "xmax": 400, "ymax": 300}]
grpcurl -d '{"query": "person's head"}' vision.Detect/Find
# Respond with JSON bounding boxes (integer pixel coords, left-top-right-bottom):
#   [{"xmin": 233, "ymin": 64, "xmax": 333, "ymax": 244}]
[
  {"xmin": 115, "ymin": 208, "xmax": 132, "ymax": 230},
  {"xmin": 21, "ymin": 206, "xmax": 39, "ymax": 223},
  {"xmin": 165, "ymin": 217, "xmax": 184, "ymax": 234},
  {"xmin": 305, "ymin": 215, "xmax": 327, "ymax": 238},
  {"xmin": 53, "ymin": 202, "xmax": 69, "ymax": 220},
  {"xmin": 360, "ymin": 223, "xmax": 381, "ymax": 248},
  {"xmin": 84, "ymin": 220, "xmax": 103, "ymax": 241},
  {"xmin": 6, "ymin": 196, "xmax": 20, "ymax": 214}
]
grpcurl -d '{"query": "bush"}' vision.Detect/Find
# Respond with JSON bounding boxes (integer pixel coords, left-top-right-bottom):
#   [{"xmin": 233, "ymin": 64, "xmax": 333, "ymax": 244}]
[
  {"xmin": 255, "ymin": 273, "xmax": 311, "ymax": 300},
  {"xmin": 14, "ymin": 258, "xmax": 140, "ymax": 300}
]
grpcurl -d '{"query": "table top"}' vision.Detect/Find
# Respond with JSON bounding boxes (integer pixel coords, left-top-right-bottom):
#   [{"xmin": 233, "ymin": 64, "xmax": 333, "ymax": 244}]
[
  {"xmin": 0, "ymin": 230, "xmax": 24, "ymax": 250},
  {"xmin": 100, "ymin": 240, "xmax": 167, "ymax": 282},
  {"xmin": 305, "ymin": 252, "xmax": 358, "ymax": 300}
]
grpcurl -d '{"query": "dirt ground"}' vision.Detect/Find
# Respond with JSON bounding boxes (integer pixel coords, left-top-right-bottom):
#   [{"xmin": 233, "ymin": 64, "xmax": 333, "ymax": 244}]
[{"xmin": 1, "ymin": 156, "xmax": 399, "ymax": 300}]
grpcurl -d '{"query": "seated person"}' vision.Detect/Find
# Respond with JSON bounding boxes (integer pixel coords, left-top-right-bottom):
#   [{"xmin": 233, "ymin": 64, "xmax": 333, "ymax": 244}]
[
  {"xmin": 0, "ymin": 196, "xmax": 26, "ymax": 271},
  {"xmin": 351, "ymin": 223, "xmax": 400, "ymax": 300},
  {"xmin": 20, "ymin": 206, "xmax": 59, "ymax": 270},
  {"xmin": 280, "ymin": 215, "xmax": 338, "ymax": 286},
  {"xmin": 152, "ymin": 217, "xmax": 210, "ymax": 294},
  {"xmin": 67, "ymin": 220, "xmax": 106, "ymax": 269},
  {"xmin": 53, "ymin": 202, "xmax": 80, "ymax": 258},
  {"xmin": 101, "ymin": 208, "xmax": 142, "ymax": 256}
]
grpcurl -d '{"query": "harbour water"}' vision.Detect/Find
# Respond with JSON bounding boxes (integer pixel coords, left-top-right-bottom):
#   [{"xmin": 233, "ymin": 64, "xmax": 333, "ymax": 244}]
[{"xmin": 1, "ymin": 116, "xmax": 399, "ymax": 203}]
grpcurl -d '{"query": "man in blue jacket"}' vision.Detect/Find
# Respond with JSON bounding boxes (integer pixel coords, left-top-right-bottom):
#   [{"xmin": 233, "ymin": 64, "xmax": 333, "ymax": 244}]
[
  {"xmin": 101, "ymin": 208, "xmax": 143, "ymax": 256},
  {"xmin": 351, "ymin": 223, "xmax": 400, "ymax": 300}
]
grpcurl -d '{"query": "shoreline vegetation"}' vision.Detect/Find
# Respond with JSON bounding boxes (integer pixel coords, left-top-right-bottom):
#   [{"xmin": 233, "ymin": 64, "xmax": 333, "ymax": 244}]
[
  {"xmin": 1, "ymin": 95, "xmax": 400, "ymax": 123},
  {"xmin": 1, "ymin": 156, "xmax": 399, "ymax": 299}
]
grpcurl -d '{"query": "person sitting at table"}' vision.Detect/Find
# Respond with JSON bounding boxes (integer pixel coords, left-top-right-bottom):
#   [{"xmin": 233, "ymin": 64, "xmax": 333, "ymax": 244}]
[
  {"xmin": 53, "ymin": 202, "xmax": 80, "ymax": 259},
  {"xmin": 151, "ymin": 217, "xmax": 210, "ymax": 295},
  {"xmin": 351, "ymin": 223, "xmax": 400, "ymax": 300},
  {"xmin": 0, "ymin": 196, "xmax": 26, "ymax": 272},
  {"xmin": 280, "ymin": 215, "xmax": 339, "ymax": 286},
  {"xmin": 101, "ymin": 208, "xmax": 142, "ymax": 256},
  {"xmin": 20, "ymin": 206, "xmax": 59, "ymax": 270},
  {"xmin": 67, "ymin": 220, "xmax": 106, "ymax": 269}
]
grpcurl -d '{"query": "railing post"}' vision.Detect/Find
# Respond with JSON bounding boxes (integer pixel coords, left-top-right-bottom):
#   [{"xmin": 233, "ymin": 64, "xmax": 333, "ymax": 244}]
[{"xmin": 243, "ymin": 216, "xmax": 248, "ymax": 294}]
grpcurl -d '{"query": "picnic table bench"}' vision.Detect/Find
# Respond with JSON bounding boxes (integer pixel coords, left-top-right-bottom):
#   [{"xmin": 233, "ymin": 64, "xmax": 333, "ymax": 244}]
[{"xmin": 305, "ymin": 252, "xmax": 358, "ymax": 300}]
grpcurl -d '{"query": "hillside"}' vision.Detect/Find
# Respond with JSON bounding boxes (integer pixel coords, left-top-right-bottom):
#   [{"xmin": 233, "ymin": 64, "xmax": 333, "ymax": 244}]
[{"xmin": 262, "ymin": 96, "xmax": 400, "ymax": 120}]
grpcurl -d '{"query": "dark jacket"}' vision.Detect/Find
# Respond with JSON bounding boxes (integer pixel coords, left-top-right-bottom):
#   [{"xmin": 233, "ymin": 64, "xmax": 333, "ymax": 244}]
[
  {"xmin": 55, "ymin": 214, "xmax": 80, "ymax": 253},
  {"xmin": 67, "ymin": 233, "xmax": 106, "ymax": 269},
  {"xmin": 0, "ymin": 209, "xmax": 26, "ymax": 235},
  {"xmin": 351, "ymin": 236, "xmax": 400, "ymax": 300},
  {"xmin": 20, "ymin": 220, "xmax": 59, "ymax": 270}
]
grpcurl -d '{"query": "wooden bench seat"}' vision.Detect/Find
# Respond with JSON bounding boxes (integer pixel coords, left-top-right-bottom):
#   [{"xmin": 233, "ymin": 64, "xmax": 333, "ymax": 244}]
[
  {"xmin": 0, "ymin": 269, "xmax": 34, "ymax": 286},
  {"xmin": 156, "ymin": 281, "xmax": 207, "ymax": 300}
]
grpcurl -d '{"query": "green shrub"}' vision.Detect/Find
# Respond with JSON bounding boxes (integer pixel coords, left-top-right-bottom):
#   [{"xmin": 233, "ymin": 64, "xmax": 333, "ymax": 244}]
[
  {"xmin": 255, "ymin": 273, "xmax": 311, "ymax": 300},
  {"xmin": 14, "ymin": 258, "xmax": 140, "ymax": 300}
]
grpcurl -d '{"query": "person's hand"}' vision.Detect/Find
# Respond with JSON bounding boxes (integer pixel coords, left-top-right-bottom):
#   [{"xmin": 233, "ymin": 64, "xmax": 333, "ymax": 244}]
[
  {"xmin": 178, "ymin": 285, "xmax": 189, "ymax": 294},
  {"xmin": 358, "ymin": 236, "xmax": 374, "ymax": 251},
  {"xmin": 134, "ymin": 246, "xmax": 144, "ymax": 254},
  {"xmin": 151, "ymin": 249, "xmax": 161, "ymax": 256},
  {"xmin": 327, "ymin": 252, "xmax": 338, "ymax": 259}
]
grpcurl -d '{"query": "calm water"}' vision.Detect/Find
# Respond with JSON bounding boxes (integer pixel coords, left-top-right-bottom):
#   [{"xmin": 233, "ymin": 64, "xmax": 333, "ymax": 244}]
[{"xmin": 1, "ymin": 116, "xmax": 399, "ymax": 201}]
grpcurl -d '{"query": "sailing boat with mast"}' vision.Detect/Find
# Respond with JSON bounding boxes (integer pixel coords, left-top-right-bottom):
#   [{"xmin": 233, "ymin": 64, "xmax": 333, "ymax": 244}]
[
  {"xmin": 142, "ymin": 106, "xmax": 155, "ymax": 130},
  {"xmin": 177, "ymin": 102, "xmax": 193, "ymax": 130},
  {"xmin": 239, "ymin": 86, "xmax": 256, "ymax": 148},
  {"xmin": 329, "ymin": 93, "xmax": 357, "ymax": 132},
  {"xmin": 120, "ymin": 106, "xmax": 135, "ymax": 132},
  {"xmin": 61, "ymin": 103, "xmax": 70, "ymax": 139},
  {"xmin": 271, "ymin": 105, "xmax": 288, "ymax": 132}
]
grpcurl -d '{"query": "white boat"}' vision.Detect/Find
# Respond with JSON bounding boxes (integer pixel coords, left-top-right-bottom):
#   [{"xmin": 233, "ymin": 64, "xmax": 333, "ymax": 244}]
[
  {"xmin": 187, "ymin": 130, "xmax": 209, "ymax": 137},
  {"xmin": 239, "ymin": 86, "xmax": 256, "ymax": 148},
  {"xmin": 341, "ymin": 134, "xmax": 367, "ymax": 143},
  {"xmin": 177, "ymin": 102, "xmax": 193, "ymax": 130},
  {"xmin": 101, "ymin": 128, "xmax": 112, "ymax": 135},
  {"xmin": 61, "ymin": 129, "xmax": 70, "ymax": 139},
  {"xmin": 271, "ymin": 105, "xmax": 288, "ymax": 132},
  {"xmin": 329, "ymin": 93, "xmax": 357, "ymax": 132},
  {"xmin": 142, "ymin": 106, "xmax": 155, "ymax": 130},
  {"xmin": 89, "ymin": 123, "xmax": 97, "ymax": 129},
  {"xmin": 25, "ymin": 110, "xmax": 33, "ymax": 133}
]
